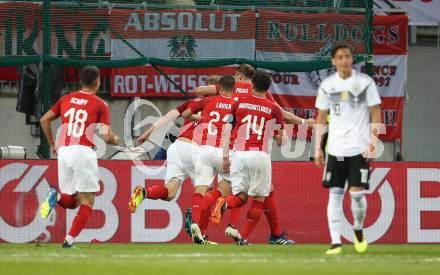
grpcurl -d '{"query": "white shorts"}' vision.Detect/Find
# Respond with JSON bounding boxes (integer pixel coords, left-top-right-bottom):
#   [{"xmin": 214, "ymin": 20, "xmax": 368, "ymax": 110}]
[
  {"xmin": 194, "ymin": 145, "xmax": 231, "ymax": 187},
  {"xmin": 231, "ymin": 151, "xmax": 271, "ymax": 197},
  {"xmin": 57, "ymin": 145, "xmax": 100, "ymax": 195},
  {"xmin": 165, "ymin": 139, "xmax": 200, "ymax": 185}
]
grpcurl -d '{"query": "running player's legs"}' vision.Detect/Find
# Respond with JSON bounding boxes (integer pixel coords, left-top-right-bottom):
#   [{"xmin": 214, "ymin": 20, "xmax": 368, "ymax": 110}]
[
  {"xmin": 323, "ymin": 154, "xmax": 349, "ymax": 254},
  {"xmin": 58, "ymin": 146, "xmax": 75, "ymax": 195},
  {"xmin": 146, "ymin": 140, "xmax": 191, "ymax": 201},
  {"xmin": 57, "ymin": 147, "xmax": 78, "ymax": 209},
  {"xmin": 63, "ymin": 145, "xmax": 100, "ymax": 246},
  {"xmin": 190, "ymin": 146, "xmax": 217, "ymax": 241},
  {"xmin": 40, "ymin": 146, "xmax": 77, "ymax": 219},
  {"xmin": 347, "ymin": 154, "xmax": 369, "ymax": 253},
  {"xmin": 237, "ymin": 151, "xmax": 271, "ymax": 241}
]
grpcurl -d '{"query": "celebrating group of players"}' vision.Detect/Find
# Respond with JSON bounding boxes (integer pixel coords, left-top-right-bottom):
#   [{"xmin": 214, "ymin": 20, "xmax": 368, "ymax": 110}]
[
  {"xmin": 39, "ymin": 44, "xmax": 381, "ymax": 255},
  {"xmin": 129, "ymin": 65, "xmax": 310, "ymax": 246}
]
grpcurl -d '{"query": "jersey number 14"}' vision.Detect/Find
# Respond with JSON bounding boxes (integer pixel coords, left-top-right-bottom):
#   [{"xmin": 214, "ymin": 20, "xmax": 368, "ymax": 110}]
[{"xmin": 242, "ymin": 114, "xmax": 266, "ymax": 141}]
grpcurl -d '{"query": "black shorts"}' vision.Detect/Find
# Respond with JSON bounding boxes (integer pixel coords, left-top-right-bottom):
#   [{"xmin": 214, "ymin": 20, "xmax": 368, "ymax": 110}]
[{"xmin": 322, "ymin": 154, "xmax": 370, "ymax": 190}]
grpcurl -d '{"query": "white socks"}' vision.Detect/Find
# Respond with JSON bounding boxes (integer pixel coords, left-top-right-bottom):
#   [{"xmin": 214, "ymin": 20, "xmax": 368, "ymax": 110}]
[
  {"xmin": 350, "ymin": 190, "xmax": 367, "ymax": 231},
  {"xmin": 327, "ymin": 187, "xmax": 344, "ymax": 245}
]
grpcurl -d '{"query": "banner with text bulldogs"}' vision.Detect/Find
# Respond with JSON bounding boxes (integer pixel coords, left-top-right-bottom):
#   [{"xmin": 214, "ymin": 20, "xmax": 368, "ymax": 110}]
[{"xmin": 1, "ymin": 160, "xmax": 439, "ymax": 244}]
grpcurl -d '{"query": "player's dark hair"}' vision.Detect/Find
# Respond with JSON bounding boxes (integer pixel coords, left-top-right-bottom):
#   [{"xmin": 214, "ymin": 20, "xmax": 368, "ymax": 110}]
[
  {"xmin": 79, "ymin": 66, "xmax": 100, "ymax": 87},
  {"xmin": 252, "ymin": 71, "xmax": 272, "ymax": 92},
  {"xmin": 236, "ymin": 64, "xmax": 255, "ymax": 79},
  {"xmin": 219, "ymin": 75, "xmax": 235, "ymax": 91},
  {"xmin": 331, "ymin": 44, "xmax": 353, "ymax": 58}
]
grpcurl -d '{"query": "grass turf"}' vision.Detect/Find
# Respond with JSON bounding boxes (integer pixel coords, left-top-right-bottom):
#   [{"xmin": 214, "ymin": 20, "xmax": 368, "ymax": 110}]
[{"xmin": 1, "ymin": 244, "xmax": 440, "ymax": 275}]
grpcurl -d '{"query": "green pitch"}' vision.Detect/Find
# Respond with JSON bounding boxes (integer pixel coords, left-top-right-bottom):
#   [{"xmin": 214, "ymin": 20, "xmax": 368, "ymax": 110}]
[{"xmin": 1, "ymin": 244, "xmax": 440, "ymax": 275}]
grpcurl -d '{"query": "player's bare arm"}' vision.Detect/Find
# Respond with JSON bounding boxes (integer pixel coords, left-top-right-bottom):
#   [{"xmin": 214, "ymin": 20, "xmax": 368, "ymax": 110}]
[
  {"xmin": 137, "ymin": 109, "xmax": 181, "ymax": 145},
  {"xmin": 273, "ymin": 100, "xmax": 315, "ymax": 126},
  {"xmin": 363, "ymin": 104, "xmax": 382, "ymax": 161},
  {"xmin": 221, "ymin": 123, "xmax": 233, "ymax": 172},
  {"xmin": 40, "ymin": 110, "xmax": 59, "ymax": 155},
  {"xmin": 194, "ymin": 85, "xmax": 217, "ymax": 98},
  {"xmin": 100, "ymin": 124, "xmax": 119, "ymax": 146},
  {"xmin": 277, "ymin": 128, "xmax": 287, "ymax": 146},
  {"xmin": 313, "ymin": 108, "xmax": 328, "ymax": 166}
]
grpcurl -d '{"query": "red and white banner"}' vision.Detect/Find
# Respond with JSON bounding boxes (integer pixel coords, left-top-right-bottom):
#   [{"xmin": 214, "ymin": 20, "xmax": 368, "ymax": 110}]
[
  {"xmin": 391, "ymin": 0, "xmax": 440, "ymax": 26},
  {"xmin": 1, "ymin": 160, "xmax": 439, "ymax": 244},
  {"xmin": 108, "ymin": 15, "xmax": 407, "ymax": 141},
  {"xmin": 256, "ymin": 10, "xmax": 366, "ymax": 59},
  {"xmin": 110, "ymin": 66, "xmax": 235, "ymax": 97},
  {"xmin": 110, "ymin": 10, "xmax": 256, "ymax": 60},
  {"xmin": 266, "ymin": 15, "xmax": 408, "ymax": 141}
]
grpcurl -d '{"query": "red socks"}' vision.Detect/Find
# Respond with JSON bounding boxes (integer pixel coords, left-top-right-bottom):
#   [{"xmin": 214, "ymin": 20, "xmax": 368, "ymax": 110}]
[
  {"xmin": 264, "ymin": 192, "xmax": 282, "ymax": 236},
  {"xmin": 229, "ymin": 207, "xmax": 242, "ymax": 227},
  {"xmin": 57, "ymin": 193, "xmax": 76, "ymax": 209},
  {"xmin": 68, "ymin": 204, "xmax": 92, "ymax": 238},
  {"xmin": 225, "ymin": 195, "xmax": 244, "ymax": 208},
  {"xmin": 199, "ymin": 189, "xmax": 222, "ymax": 234},
  {"xmin": 191, "ymin": 193, "xmax": 204, "ymax": 225},
  {"xmin": 201, "ymin": 189, "xmax": 222, "ymax": 211},
  {"xmin": 146, "ymin": 185, "xmax": 169, "ymax": 200},
  {"xmin": 241, "ymin": 200, "xmax": 264, "ymax": 239}
]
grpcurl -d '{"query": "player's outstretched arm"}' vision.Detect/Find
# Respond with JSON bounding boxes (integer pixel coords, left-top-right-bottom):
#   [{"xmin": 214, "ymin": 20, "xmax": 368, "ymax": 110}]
[
  {"xmin": 137, "ymin": 109, "xmax": 180, "ymax": 145},
  {"xmin": 273, "ymin": 100, "xmax": 315, "ymax": 126},
  {"xmin": 40, "ymin": 110, "xmax": 59, "ymax": 155},
  {"xmin": 313, "ymin": 109, "xmax": 328, "ymax": 166},
  {"xmin": 181, "ymin": 108, "xmax": 201, "ymax": 122},
  {"xmin": 194, "ymin": 85, "xmax": 217, "ymax": 98}
]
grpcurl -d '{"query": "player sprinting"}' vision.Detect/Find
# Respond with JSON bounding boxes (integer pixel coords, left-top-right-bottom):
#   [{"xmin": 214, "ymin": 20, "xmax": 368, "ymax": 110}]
[
  {"xmin": 314, "ymin": 45, "xmax": 382, "ymax": 255},
  {"xmin": 180, "ymin": 75, "xmax": 236, "ymax": 242},
  {"xmin": 195, "ymin": 64, "xmax": 297, "ymax": 245},
  {"xmin": 39, "ymin": 66, "xmax": 119, "ymax": 248},
  {"xmin": 211, "ymin": 71, "xmax": 285, "ymax": 245},
  {"xmin": 128, "ymin": 76, "xmax": 222, "ymax": 245}
]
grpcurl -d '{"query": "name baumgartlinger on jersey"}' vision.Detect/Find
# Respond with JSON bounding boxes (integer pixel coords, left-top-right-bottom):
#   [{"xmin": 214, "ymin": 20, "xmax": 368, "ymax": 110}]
[{"xmin": 238, "ymin": 103, "xmax": 272, "ymax": 114}]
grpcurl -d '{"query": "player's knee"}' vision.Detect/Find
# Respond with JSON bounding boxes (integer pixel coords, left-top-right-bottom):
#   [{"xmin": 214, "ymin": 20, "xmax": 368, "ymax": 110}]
[
  {"xmin": 194, "ymin": 185, "xmax": 208, "ymax": 195},
  {"xmin": 349, "ymin": 186, "xmax": 364, "ymax": 192},
  {"xmin": 166, "ymin": 190, "xmax": 177, "ymax": 201},
  {"xmin": 349, "ymin": 189, "xmax": 365, "ymax": 201},
  {"xmin": 218, "ymin": 183, "xmax": 231, "ymax": 197}
]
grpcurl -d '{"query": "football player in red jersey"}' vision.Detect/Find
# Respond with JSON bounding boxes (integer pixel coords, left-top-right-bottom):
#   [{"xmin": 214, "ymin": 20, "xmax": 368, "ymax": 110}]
[
  {"xmin": 195, "ymin": 65, "xmax": 300, "ymax": 244},
  {"xmin": 128, "ymin": 99, "xmax": 202, "ymax": 210},
  {"xmin": 39, "ymin": 66, "xmax": 119, "ymax": 248},
  {"xmin": 129, "ymin": 76, "xmax": 223, "ymax": 245},
  {"xmin": 211, "ymin": 71, "xmax": 287, "ymax": 245},
  {"xmin": 180, "ymin": 75, "xmax": 236, "ymax": 242}
]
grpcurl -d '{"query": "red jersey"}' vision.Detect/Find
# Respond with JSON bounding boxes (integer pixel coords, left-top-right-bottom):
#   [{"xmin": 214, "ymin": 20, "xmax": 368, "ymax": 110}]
[
  {"xmin": 215, "ymin": 81, "xmax": 275, "ymax": 102},
  {"xmin": 190, "ymin": 95, "xmax": 235, "ymax": 147},
  {"xmin": 175, "ymin": 98, "xmax": 202, "ymax": 142},
  {"xmin": 51, "ymin": 91, "xmax": 111, "ymax": 147},
  {"xmin": 231, "ymin": 95, "xmax": 284, "ymax": 152}
]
